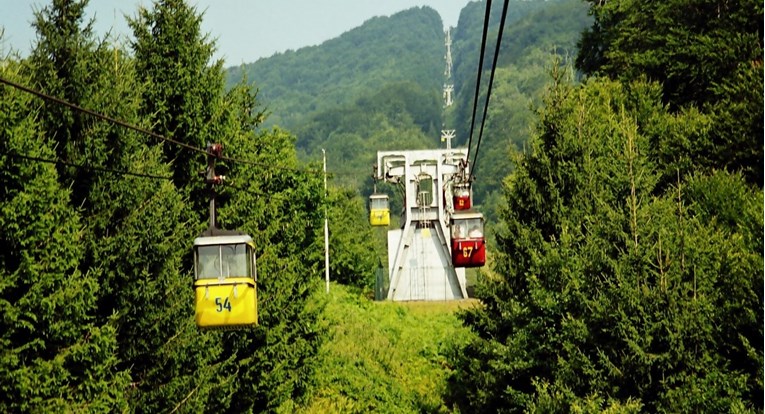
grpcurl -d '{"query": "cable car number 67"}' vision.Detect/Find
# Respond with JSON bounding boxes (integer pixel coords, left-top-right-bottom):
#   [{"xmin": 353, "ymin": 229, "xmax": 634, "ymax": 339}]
[{"xmin": 215, "ymin": 297, "xmax": 232, "ymax": 312}]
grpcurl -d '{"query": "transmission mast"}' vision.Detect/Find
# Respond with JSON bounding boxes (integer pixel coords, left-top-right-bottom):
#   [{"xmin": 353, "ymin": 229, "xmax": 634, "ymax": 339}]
[
  {"xmin": 442, "ymin": 28, "xmax": 454, "ymax": 107},
  {"xmin": 442, "ymin": 28, "xmax": 456, "ymax": 150}
]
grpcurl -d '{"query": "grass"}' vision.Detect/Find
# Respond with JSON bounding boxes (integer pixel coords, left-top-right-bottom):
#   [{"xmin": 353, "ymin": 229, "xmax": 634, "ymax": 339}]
[{"xmin": 290, "ymin": 284, "xmax": 479, "ymax": 413}]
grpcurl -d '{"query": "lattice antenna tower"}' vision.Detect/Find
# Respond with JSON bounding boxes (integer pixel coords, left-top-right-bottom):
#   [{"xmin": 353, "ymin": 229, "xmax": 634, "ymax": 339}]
[
  {"xmin": 442, "ymin": 28, "xmax": 454, "ymax": 108},
  {"xmin": 442, "ymin": 28, "xmax": 456, "ymax": 149},
  {"xmin": 444, "ymin": 28, "xmax": 453, "ymax": 79}
]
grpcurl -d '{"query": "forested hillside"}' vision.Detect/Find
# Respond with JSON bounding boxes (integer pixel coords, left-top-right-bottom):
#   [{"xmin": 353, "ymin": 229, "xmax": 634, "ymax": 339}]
[
  {"xmin": 225, "ymin": 7, "xmax": 444, "ymax": 129},
  {"xmin": 225, "ymin": 0, "xmax": 592, "ymax": 211},
  {"xmin": 227, "ymin": 7, "xmax": 447, "ymax": 190}
]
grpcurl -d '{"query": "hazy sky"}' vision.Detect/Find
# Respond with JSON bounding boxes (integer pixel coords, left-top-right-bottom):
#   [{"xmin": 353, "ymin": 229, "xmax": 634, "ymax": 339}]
[{"xmin": 1, "ymin": 0, "xmax": 472, "ymax": 65}]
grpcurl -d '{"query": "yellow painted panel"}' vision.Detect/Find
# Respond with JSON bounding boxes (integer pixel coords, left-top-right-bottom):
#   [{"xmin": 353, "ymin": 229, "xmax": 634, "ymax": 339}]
[
  {"xmin": 194, "ymin": 277, "xmax": 257, "ymax": 329},
  {"xmin": 370, "ymin": 208, "xmax": 390, "ymax": 226}
]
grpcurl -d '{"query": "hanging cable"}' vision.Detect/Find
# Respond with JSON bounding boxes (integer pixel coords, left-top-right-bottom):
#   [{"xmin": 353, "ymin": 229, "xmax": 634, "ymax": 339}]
[
  {"xmin": 2, "ymin": 150, "xmax": 173, "ymax": 180},
  {"xmin": 471, "ymin": 0, "xmax": 510, "ymax": 179},
  {"xmin": 0, "ymin": 76, "xmax": 332, "ymax": 177},
  {"xmin": 465, "ymin": 0, "xmax": 493, "ymax": 162},
  {"xmin": 4, "ymin": 149, "xmax": 329, "ymax": 205}
]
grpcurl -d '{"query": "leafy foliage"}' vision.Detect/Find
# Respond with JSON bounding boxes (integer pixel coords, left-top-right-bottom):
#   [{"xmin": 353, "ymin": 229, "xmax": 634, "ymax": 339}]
[
  {"xmin": 0, "ymin": 59, "xmax": 129, "ymax": 413},
  {"xmin": 296, "ymin": 285, "xmax": 476, "ymax": 413},
  {"xmin": 4, "ymin": 0, "xmax": 761, "ymax": 411},
  {"xmin": 198, "ymin": 81, "xmax": 327, "ymax": 412},
  {"xmin": 577, "ymin": 0, "xmax": 764, "ymax": 185},
  {"xmin": 325, "ymin": 187, "xmax": 381, "ymax": 289},
  {"xmin": 448, "ymin": 73, "xmax": 763, "ymax": 412}
]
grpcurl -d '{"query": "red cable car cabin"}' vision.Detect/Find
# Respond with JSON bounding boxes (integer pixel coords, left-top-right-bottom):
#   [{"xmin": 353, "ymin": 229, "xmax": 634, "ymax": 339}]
[
  {"xmin": 450, "ymin": 211, "xmax": 485, "ymax": 268},
  {"xmin": 453, "ymin": 183, "xmax": 472, "ymax": 210}
]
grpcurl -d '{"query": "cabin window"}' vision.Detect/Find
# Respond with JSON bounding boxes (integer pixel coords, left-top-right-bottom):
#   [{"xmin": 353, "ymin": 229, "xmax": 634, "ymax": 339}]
[
  {"xmin": 196, "ymin": 243, "xmax": 250, "ymax": 279},
  {"xmin": 455, "ymin": 185, "xmax": 470, "ymax": 198},
  {"xmin": 451, "ymin": 217, "xmax": 483, "ymax": 239},
  {"xmin": 370, "ymin": 196, "xmax": 388, "ymax": 210}
]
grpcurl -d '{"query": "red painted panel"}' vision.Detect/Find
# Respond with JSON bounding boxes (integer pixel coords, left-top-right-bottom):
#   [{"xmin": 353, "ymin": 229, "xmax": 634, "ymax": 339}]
[
  {"xmin": 453, "ymin": 195, "xmax": 472, "ymax": 210},
  {"xmin": 451, "ymin": 238, "xmax": 485, "ymax": 268}
]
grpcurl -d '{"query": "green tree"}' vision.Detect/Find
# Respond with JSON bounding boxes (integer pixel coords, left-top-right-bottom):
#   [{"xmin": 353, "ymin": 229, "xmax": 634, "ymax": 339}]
[
  {"xmin": 0, "ymin": 61, "xmax": 129, "ymax": 413},
  {"xmin": 327, "ymin": 187, "xmax": 380, "ymax": 289},
  {"xmin": 25, "ymin": 0, "xmax": 225, "ymax": 410},
  {"xmin": 576, "ymin": 0, "xmax": 764, "ymax": 185},
  {"xmin": 26, "ymin": 0, "xmax": 108, "ymax": 206},
  {"xmin": 189, "ymin": 81, "xmax": 327, "ymax": 413},
  {"xmin": 448, "ymin": 75, "xmax": 763, "ymax": 412},
  {"xmin": 129, "ymin": 0, "xmax": 224, "ymax": 199}
]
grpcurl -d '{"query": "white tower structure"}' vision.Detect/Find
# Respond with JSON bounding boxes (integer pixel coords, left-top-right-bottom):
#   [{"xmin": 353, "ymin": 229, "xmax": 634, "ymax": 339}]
[
  {"xmin": 444, "ymin": 28, "xmax": 453, "ymax": 79},
  {"xmin": 441, "ymin": 129, "xmax": 456, "ymax": 149},
  {"xmin": 443, "ymin": 84, "xmax": 454, "ymax": 107},
  {"xmin": 374, "ymin": 149, "xmax": 469, "ymax": 301},
  {"xmin": 443, "ymin": 28, "xmax": 455, "ymax": 108}
]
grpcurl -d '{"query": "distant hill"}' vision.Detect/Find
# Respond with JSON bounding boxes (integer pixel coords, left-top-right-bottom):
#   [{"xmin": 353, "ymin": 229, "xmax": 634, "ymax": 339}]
[
  {"xmin": 224, "ymin": 0, "xmax": 592, "ymax": 199},
  {"xmin": 449, "ymin": 0, "xmax": 591, "ymax": 207},
  {"xmin": 226, "ymin": 6, "xmax": 445, "ymax": 132}
]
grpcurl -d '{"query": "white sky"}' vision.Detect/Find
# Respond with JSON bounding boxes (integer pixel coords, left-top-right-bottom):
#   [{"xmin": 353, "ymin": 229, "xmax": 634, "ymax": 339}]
[{"xmin": 1, "ymin": 0, "xmax": 472, "ymax": 65}]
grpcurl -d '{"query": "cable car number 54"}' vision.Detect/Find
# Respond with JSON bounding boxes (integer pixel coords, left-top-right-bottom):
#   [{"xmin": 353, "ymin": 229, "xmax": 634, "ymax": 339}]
[{"xmin": 215, "ymin": 297, "xmax": 232, "ymax": 312}]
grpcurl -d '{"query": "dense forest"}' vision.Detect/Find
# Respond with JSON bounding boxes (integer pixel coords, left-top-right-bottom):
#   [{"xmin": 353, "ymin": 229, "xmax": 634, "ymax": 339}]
[{"xmin": 1, "ymin": 0, "xmax": 762, "ymax": 412}]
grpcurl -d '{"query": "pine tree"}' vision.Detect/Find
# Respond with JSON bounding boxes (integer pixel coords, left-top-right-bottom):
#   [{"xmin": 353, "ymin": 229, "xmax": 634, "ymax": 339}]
[
  {"xmin": 129, "ymin": 2, "xmax": 327, "ymax": 410},
  {"xmin": 576, "ymin": 0, "xmax": 764, "ymax": 185},
  {"xmin": 129, "ymin": 0, "xmax": 224, "ymax": 203},
  {"xmin": 0, "ymin": 60, "xmax": 129, "ymax": 413},
  {"xmin": 206, "ymin": 81, "xmax": 327, "ymax": 412},
  {"xmin": 26, "ymin": 0, "xmax": 106, "ymax": 205},
  {"xmin": 26, "ymin": 1, "xmax": 223, "ymax": 410},
  {"xmin": 448, "ymin": 74, "xmax": 763, "ymax": 412},
  {"xmin": 78, "ymin": 52, "xmax": 219, "ymax": 411}
]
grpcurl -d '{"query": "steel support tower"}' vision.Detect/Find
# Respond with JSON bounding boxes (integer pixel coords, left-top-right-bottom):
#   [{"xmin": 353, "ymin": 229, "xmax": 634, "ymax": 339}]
[{"xmin": 374, "ymin": 149, "xmax": 469, "ymax": 301}]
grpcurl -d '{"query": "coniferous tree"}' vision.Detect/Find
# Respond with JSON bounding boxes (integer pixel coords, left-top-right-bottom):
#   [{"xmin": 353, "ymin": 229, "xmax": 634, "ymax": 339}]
[
  {"xmin": 26, "ymin": 0, "xmax": 106, "ymax": 205},
  {"xmin": 210, "ymin": 82, "xmax": 327, "ymax": 412},
  {"xmin": 25, "ymin": 1, "xmax": 223, "ymax": 410},
  {"xmin": 129, "ymin": 0, "xmax": 224, "ymax": 204},
  {"xmin": 0, "ymin": 61, "xmax": 129, "ymax": 413},
  {"xmin": 78, "ymin": 51, "xmax": 219, "ymax": 412},
  {"xmin": 576, "ymin": 0, "xmax": 764, "ymax": 185},
  {"xmin": 130, "ymin": 2, "xmax": 327, "ymax": 410},
  {"xmin": 448, "ymin": 74, "xmax": 763, "ymax": 412}
]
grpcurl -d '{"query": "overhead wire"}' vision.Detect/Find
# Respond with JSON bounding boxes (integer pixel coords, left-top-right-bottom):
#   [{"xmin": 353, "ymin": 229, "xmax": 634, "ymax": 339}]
[
  {"xmin": 3, "ymin": 150, "xmax": 173, "ymax": 180},
  {"xmin": 470, "ymin": 0, "xmax": 510, "ymax": 178},
  {"xmin": 465, "ymin": 0, "xmax": 493, "ymax": 163},
  {"xmin": 0, "ymin": 76, "xmax": 331, "ymax": 177},
  {"xmin": 6, "ymin": 148, "xmax": 329, "ymax": 207}
]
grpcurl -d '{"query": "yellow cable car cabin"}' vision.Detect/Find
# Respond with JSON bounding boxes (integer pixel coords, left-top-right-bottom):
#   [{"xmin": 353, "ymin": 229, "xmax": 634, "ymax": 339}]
[
  {"xmin": 369, "ymin": 193, "xmax": 390, "ymax": 226},
  {"xmin": 193, "ymin": 229, "xmax": 257, "ymax": 329}
]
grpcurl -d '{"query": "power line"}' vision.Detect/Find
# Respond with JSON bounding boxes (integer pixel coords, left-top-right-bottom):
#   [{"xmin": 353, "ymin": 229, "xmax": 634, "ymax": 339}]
[
  {"xmin": 465, "ymin": 0, "xmax": 493, "ymax": 164},
  {"xmin": 471, "ymin": 0, "xmax": 510, "ymax": 178},
  {"xmin": 0, "ymin": 76, "xmax": 331, "ymax": 177},
  {"xmin": 3, "ymin": 150, "xmax": 173, "ymax": 180},
  {"xmin": 0, "ymin": 76, "xmax": 204, "ymax": 156},
  {"xmin": 5, "ymin": 150, "xmax": 325, "ymax": 203}
]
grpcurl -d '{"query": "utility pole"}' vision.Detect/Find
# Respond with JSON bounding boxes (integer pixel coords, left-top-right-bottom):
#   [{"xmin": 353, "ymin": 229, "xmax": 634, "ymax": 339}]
[{"xmin": 322, "ymin": 149, "xmax": 329, "ymax": 293}]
